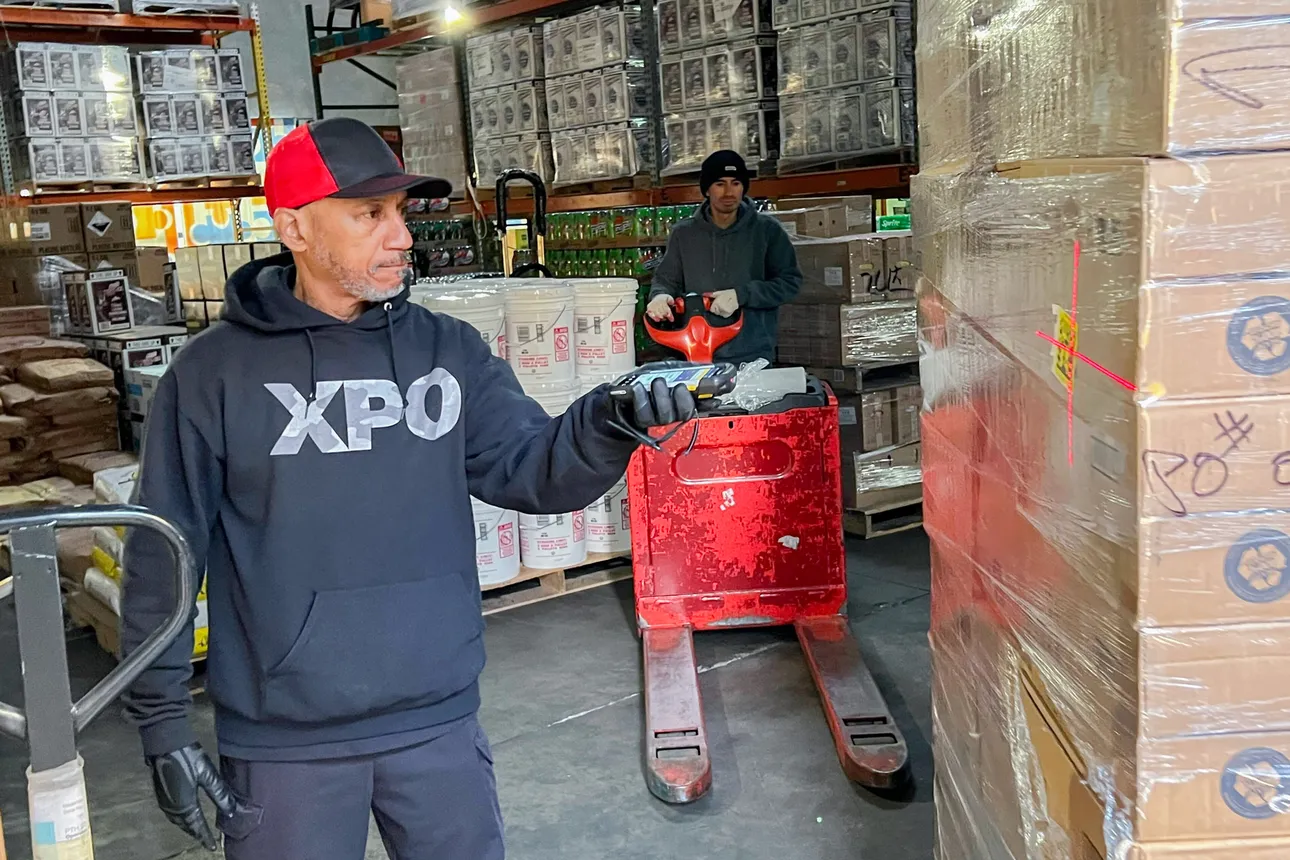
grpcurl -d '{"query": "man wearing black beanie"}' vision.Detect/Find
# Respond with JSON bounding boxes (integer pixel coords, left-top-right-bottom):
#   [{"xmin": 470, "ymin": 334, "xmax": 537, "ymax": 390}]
[{"xmin": 646, "ymin": 150, "xmax": 801, "ymax": 366}]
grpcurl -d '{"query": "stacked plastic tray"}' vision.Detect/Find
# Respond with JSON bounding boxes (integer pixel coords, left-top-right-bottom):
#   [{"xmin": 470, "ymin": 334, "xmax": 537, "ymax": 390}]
[
  {"xmin": 658, "ymin": 0, "xmax": 779, "ymax": 174},
  {"xmin": 775, "ymin": 0, "xmax": 914, "ymax": 166}
]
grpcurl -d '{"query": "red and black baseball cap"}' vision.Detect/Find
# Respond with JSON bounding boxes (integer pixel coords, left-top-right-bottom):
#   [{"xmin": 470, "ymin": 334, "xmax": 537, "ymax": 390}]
[{"xmin": 264, "ymin": 117, "xmax": 451, "ymax": 215}]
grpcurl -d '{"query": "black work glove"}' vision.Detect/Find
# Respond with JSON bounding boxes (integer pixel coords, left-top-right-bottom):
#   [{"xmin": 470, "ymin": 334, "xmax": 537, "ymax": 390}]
[
  {"xmin": 149, "ymin": 743, "xmax": 242, "ymax": 851},
  {"xmin": 624, "ymin": 376, "xmax": 698, "ymax": 430}
]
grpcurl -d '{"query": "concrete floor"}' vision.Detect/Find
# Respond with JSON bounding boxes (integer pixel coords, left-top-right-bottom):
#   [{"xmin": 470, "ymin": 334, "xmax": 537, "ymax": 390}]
[{"xmin": 0, "ymin": 529, "xmax": 934, "ymax": 860}]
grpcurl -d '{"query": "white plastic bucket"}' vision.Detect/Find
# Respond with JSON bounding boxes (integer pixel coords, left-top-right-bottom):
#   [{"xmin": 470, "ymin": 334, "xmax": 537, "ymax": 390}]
[
  {"xmin": 471, "ymin": 496, "xmax": 520, "ymax": 587},
  {"xmin": 415, "ymin": 285, "xmax": 507, "ymax": 358},
  {"xmin": 505, "ymin": 281, "xmax": 576, "ymax": 383},
  {"xmin": 524, "ymin": 379, "xmax": 579, "ymax": 416},
  {"xmin": 27, "ymin": 755, "xmax": 93, "ymax": 860},
  {"xmin": 585, "ymin": 476, "xmax": 631, "ymax": 553},
  {"xmin": 519, "ymin": 510, "xmax": 587, "ymax": 569},
  {"xmin": 571, "ymin": 278, "xmax": 638, "ymax": 374}
]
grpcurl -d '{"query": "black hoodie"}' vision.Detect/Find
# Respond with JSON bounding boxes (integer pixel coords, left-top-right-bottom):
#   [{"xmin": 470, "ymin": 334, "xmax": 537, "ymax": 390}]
[{"xmin": 121, "ymin": 254, "xmax": 637, "ymax": 761}]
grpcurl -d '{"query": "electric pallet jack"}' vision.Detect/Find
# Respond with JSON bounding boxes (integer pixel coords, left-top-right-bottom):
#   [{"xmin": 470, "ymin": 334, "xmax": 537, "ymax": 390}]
[
  {"xmin": 624, "ymin": 293, "xmax": 910, "ymax": 803},
  {"xmin": 0, "ymin": 506, "xmax": 195, "ymax": 858}
]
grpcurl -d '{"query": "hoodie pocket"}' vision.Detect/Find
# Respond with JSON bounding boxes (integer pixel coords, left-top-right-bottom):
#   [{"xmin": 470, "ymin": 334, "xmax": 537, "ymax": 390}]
[{"xmin": 261, "ymin": 576, "xmax": 484, "ymax": 725}]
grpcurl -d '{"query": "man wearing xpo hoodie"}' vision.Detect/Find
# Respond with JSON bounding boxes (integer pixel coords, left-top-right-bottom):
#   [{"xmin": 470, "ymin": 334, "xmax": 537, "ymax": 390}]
[{"xmin": 120, "ymin": 117, "xmax": 695, "ymax": 860}]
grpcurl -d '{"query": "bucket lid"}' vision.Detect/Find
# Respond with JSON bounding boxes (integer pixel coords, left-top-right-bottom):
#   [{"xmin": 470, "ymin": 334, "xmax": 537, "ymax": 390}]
[
  {"xmin": 505, "ymin": 279, "xmax": 574, "ymax": 301},
  {"xmin": 569, "ymin": 277, "xmax": 639, "ymax": 297}
]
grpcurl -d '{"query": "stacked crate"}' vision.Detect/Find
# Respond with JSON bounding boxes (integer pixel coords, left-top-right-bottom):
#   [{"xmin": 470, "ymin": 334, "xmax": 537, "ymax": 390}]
[
  {"xmin": 466, "ymin": 24, "xmax": 555, "ymax": 187},
  {"xmin": 543, "ymin": 5, "xmax": 653, "ymax": 185},
  {"xmin": 658, "ymin": 0, "xmax": 778, "ymax": 175},
  {"xmin": 1, "ymin": 42, "xmax": 143, "ymax": 187},
  {"xmin": 136, "ymin": 46, "xmax": 254, "ymax": 182},
  {"xmin": 773, "ymin": 0, "xmax": 912, "ymax": 168},
  {"xmin": 915, "ymin": 2, "xmax": 1290, "ymax": 859}
]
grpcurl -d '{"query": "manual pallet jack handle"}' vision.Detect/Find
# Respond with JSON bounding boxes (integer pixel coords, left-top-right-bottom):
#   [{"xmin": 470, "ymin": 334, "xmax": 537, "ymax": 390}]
[
  {"xmin": 0, "ymin": 505, "xmax": 196, "ymax": 859},
  {"xmin": 0, "ymin": 505, "xmax": 196, "ymax": 747},
  {"xmin": 494, "ymin": 168, "xmax": 555, "ymax": 279},
  {"xmin": 644, "ymin": 292, "xmax": 744, "ymax": 363}
]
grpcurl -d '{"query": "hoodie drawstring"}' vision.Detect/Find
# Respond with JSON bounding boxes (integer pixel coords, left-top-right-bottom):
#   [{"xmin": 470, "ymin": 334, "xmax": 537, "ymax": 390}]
[
  {"xmin": 299, "ymin": 304, "xmax": 401, "ymax": 402},
  {"xmin": 384, "ymin": 302, "xmax": 403, "ymax": 391},
  {"xmin": 304, "ymin": 330, "xmax": 319, "ymax": 401}
]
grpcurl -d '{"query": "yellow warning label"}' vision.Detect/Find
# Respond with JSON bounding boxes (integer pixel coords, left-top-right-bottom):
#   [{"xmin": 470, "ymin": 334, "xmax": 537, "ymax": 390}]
[
  {"xmin": 1052, "ymin": 307, "xmax": 1078, "ymax": 389},
  {"xmin": 193, "ymin": 627, "xmax": 209, "ymax": 659}
]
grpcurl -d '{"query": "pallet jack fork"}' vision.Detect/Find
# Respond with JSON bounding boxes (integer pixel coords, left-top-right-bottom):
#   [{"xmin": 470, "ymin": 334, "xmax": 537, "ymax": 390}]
[
  {"xmin": 0, "ymin": 505, "xmax": 196, "ymax": 858},
  {"xmin": 631, "ymin": 296, "xmax": 909, "ymax": 804}
]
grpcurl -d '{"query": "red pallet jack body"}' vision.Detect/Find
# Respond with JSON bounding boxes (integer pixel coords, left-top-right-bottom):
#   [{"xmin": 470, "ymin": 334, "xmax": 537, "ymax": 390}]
[{"xmin": 627, "ymin": 296, "xmax": 909, "ymax": 803}]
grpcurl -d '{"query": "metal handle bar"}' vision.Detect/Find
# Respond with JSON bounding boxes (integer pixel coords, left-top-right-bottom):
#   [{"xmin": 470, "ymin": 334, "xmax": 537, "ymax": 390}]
[{"xmin": 0, "ymin": 504, "xmax": 196, "ymax": 742}]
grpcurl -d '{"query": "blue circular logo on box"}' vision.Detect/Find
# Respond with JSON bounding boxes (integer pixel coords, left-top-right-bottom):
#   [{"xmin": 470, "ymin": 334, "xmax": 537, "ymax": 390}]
[
  {"xmin": 1224, "ymin": 528, "xmax": 1290, "ymax": 604},
  {"xmin": 1227, "ymin": 296, "xmax": 1290, "ymax": 376},
  {"xmin": 1222, "ymin": 747, "xmax": 1290, "ymax": 819}
]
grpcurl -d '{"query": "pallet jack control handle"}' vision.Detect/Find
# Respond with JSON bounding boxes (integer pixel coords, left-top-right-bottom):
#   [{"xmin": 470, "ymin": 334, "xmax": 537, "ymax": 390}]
[
  {"xmin": 494, "ymin": 168, "xmax": 554, "ymax": 279},
  {"xmin": 644, "ymin": 292, "xmax": 744, "ymax": 363},
  {"xmin": 0, "ymin": 504, "xmax": 197, "ymax": 744}
]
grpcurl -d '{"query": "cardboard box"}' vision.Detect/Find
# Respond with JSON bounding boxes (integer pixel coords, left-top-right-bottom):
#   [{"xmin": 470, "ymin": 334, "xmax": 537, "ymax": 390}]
[
  {"xmin": 3, "ymin": 204, "xmax": 84, "ymax": 258},
  {"xmin": 89, "ymin": 250, "xmax": 139, "ymax": 289},
  {"xmin": 1139, "ymin": 512, "xmax": 1290, "ymax": 628},
  {"xmin": 836, "ymin": 391, "xmax": 893, "ymax": 456},
  {"xmin": 1128, "ymin": 839, "xmax": 1290, "ymax": 860},
  {"xmin": 173, "ymin": 246, "xmax": 203, "ymax": 300},
  {"xmin": 196, "ymin": 245, "xmax": 226, "ymax": 300},
  {"xmin": 844, "ymin": 442, "xmax": 920, "ymax": 507},
  {"xmin": 1139, "ymin": 395, "xmax": 1290, "ymax": 519},
  {"xmin": 914, "ymin": 154, "xmax": 1290, "ymax": 407},
  {"xmin": 1137, "ymin": 731, "xmax": 1290, "ymax": 842},
  {"xmin": 921, "ymin": 2, "xmax": 1290, "ymax": 168},
  {"xmin": 894, "ymin": 383, "xmax": 920, "ymax": 443},
  {"xmin": 792, "ymin": 233, "xmax": 885, "ymax": 302},
  {"xmin": 220, "ymin": 243, "xmax": 251, "ymax": 285},
  {"xmin": 80, "ymin": 202, "xmax": 135, "ymax": 254},
  {"xmin": 0, "ymin": 306, "xmax": 52, "ymax": 339},
  {"xmin": 784, "ymin": 195, "xmax": 874, "ymax": 232},
  {"xmin": 778, "ymin": 300, "xmax": 917, "ymax": 366},
  {"xmin": 125, "ymin": 364, "xmax": 166, "ymax": 417}
]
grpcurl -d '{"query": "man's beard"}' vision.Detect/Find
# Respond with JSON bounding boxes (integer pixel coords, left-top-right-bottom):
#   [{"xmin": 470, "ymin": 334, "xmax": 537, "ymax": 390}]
[{"xmin": 316, "ymin": 245, "xmax": 409, "ymax": 302}]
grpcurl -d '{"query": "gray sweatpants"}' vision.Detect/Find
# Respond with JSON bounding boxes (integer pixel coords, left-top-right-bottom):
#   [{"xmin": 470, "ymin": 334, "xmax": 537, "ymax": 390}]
[{"xmin": 215, "ymin": 716, "xmax": 504, "ymax": 860}]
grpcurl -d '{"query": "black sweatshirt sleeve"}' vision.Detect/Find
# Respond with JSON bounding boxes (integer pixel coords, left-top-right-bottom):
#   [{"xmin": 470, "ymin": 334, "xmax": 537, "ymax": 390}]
[
  {"xmin": 120, "ymin": 370, "xmax": 222, "ymax": 758},
  {"xmin": 647, "ymin": 227, "xmax": 685, "ymax": 302},
  {"xmin": 461, "ymin": 332, "xmax": 638, "ymax": 514}
]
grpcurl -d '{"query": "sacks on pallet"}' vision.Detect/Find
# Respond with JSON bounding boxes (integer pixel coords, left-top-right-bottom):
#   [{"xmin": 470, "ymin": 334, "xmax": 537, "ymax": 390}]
[
  {"xmin": 88, "ymin": 461, "xmax": 208, "ymax": 659},
  {"xmin": 0, "ymin": 354, "xmax": 120, "ymax": 484}
]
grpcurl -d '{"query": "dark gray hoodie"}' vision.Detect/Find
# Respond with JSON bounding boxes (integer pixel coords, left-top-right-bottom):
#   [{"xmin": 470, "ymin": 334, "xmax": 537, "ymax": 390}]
[
  {"xmin": 121, "ymin": 254, "xmax": 637, "ymax": 762},
  {"xmin": 648, "ymin": 199, "xmax": 801, "ymax": 365}
]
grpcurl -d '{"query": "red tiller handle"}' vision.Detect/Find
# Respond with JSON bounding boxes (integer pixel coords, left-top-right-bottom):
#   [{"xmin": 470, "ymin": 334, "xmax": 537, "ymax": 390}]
[{"xmin": 644, "ymin": 293, "xmax": 743, "ymax": 363}]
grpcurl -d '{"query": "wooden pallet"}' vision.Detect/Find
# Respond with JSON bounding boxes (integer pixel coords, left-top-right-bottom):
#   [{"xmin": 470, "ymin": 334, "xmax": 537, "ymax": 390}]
[
  {"xmin": 481, "ymin": 551, "xmax": 631, "ymax": 615},
  {"xmin": 843, "ymin": 486, "xmax": 923, "ymax": 539},
  {"xmin": 775, "ymin": 149, "xmax": 916, "ymax": 178},
  {"xmin": 153, "ymin": 173, "xmax": 259, "ymax": 191}
]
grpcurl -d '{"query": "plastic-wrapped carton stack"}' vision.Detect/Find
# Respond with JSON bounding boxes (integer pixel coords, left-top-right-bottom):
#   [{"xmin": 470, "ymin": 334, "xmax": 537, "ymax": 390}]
[
  {"xmin": 915, "ymin": 3, "xmax": 1290, "ymax": 859},
  {"xmin": 1, "ymin": 42, "xmax": 143, "ymax": 187},
  {"xmin": 659, "ymin": 0, "xmax": 778, "ymax": 174},
  {"xmin": 465, "ymin": 24, "xmax": 555, "ymax": 188},
  {"xmin": 774, "ymin": 0, "xmax": 912, "ymax": 167},
  {"xmin": 543, "ymin": 5, "xmax": 653, "ymax": 186},
  {"xmin": 771, "ymin": 195, "xmax": 920, "ymax": 507},
  {"xmin": 396, "ymin": 47, "xmax": 469, "ymax": 197},
  {"xmin": 136, "ymin": 46, "xmax": 254, "ymax": 181}
]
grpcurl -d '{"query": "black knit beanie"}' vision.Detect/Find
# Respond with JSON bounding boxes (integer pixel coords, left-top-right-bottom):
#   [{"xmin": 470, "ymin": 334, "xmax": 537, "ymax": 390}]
[{"xmin": 699, "ymin": 150, "xmax": 751, "ymax": 196}]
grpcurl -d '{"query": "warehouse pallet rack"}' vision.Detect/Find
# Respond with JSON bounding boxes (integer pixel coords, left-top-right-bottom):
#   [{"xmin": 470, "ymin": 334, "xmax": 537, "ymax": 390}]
[
  {"xmin": 0, "ymin": 4, "xmax": 274, "ymax": 236},
  {"xmin": 308, "ymin": 0, "xmax": 917, "ymax": 218}
]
